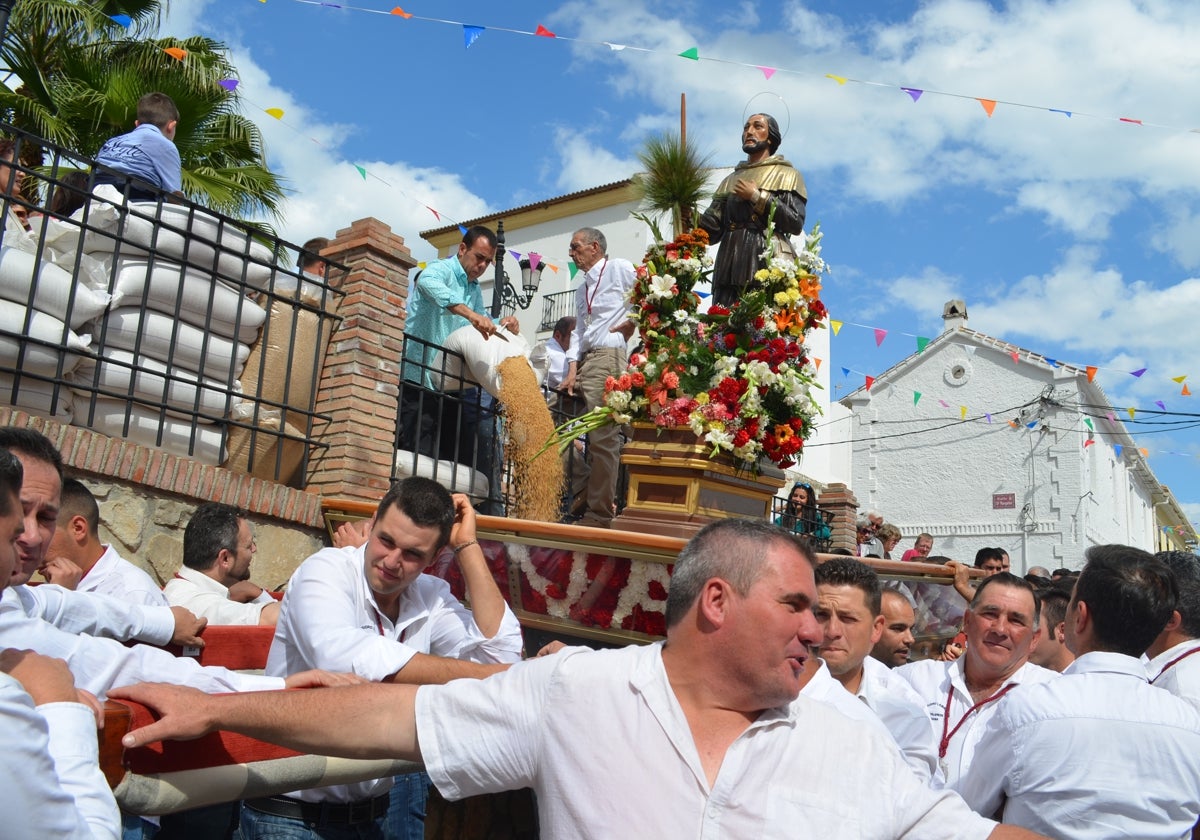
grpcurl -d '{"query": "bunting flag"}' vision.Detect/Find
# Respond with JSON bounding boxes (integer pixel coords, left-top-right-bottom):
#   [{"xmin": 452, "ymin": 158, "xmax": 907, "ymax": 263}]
[
  {"xmin": 426, "ymin": 206, "xmax": 440, "ymax": 220},
  {"xmin": 1106, "ymin": 411, "xmax": 1117, "ymax": 423},
  {"xmin": 1050, "ymin": 108, "xmax": 1072, "ymax": 118},
  {"xmin": 874, "ymin": 328, "xmax": 887, "ymax": 347},
  {"xmin": 457, "ymin": 224, "xmax": 468, "ymax": 235},
  {"xmin": 1120, "ymin": 117, "xmax": 1144, "ymax": 126},
  {"xmin": 1173, "ymin": 375, "xmax": 1188, "ymax": 383},
  {"xmin": 977, "ymin": 98, "xmax": 997, "ymax": 117},
  {"xmin": 354, "ymin": 165, "xmax": 366, "ymax": 180},
  {"xmin": 865, "ymin": 376, "xmax": 875, "ymax": 391},
  {"xmin": 108, "ymin": 14, "xmax": 132, "ymax": 27},
  {"xmin": 902, "ymin": 87, "xmax": 923, "ymax": 102},
  {"xmin": 1010, "ymin": 351, "xmax": 1020, "ymax": 364},
  {"xmin": 1084, "ymin": 418, "xmax": 1094, "ymax": 430},
  {"xmin": 391, "ymin": 7, "xmax": 413, "ymax": 18},
  {"xmin": 416, "ymin": 261, "xmax": 427, "ymax": 269},
  {"xmin": 529, "ymin": 252, "xmax": 542, "ymax": 271},
  {"xmin": 509, "ymin": 250, "xmax": 522, "ymax": 262},
  {"xmin": 1155, "ymin": 400, "xmax": 1167, "ymax": 411},
  {"xmin": 830, "ymin": 320, "xmax": 844, "ymax": 335},
  {"xmin": 985, "ymin": 413, "xmax": 993, "ymax": 424},
  {"xmin": 678, "ymin": 47, "xmax": 699, "ymax": 60},
  {"xmin": 1008, "ymin": 420, "xmax": 1018, "ymax": 428},
  {"xmin": 841, "ymin": 367, "xmax": 851, "ymax": 378},
  {"xmin": 913, "ymin": 391, "xmax": 922, "ymax": 405},
  {"xmin": 218, "ymin": 79, "xmax": 239, "ymax": 91},
  {"xmin": 163, "ymin": 47, "xmax": 188, "ymax": 61},
  {"xmin": 1115, "ymin": 444, "xmax": 1123, "ymax": 458},
  {"xmin": 1086, "ymin": 366, "xmax": 1098, "ymax": 382},
  {"xmin": 939, "ymin": 399, "xmax": 950, "ymax": 408},
  {"xmin": 1083, "ymin": 438, "xmax": 1095, "ymax": 448},
  {"xmin": 534, "ymin": 24, "xmax": 556, "ymax": 37},
  {"xmin": 757, "ymin": 66, "xmax": 776, "ymax": 80},
  {"xmin": 813, "ymin": 358, "xmax": 822, "ymax": 371},
  {"xmin": 1128, "ymin": 407, "xmax": 1136, "ymax": 419},
  {"xmin": 916, "ymin": 337, "xmax": 930, "ymax": 353},
  {"xmin": 1044, "ymin": 358, "xmax": 1058, "ymax": 367},
  {"xmin": 568, "ymin": 261, "xmax": 578, "ymax": 280},
  {"xmin": 1140, "ymin": 448, "xmax": 1150, "ymax": 456},
  {"xmin": 1131, "ymin": 368, "xmax": 1147, "ymax": 378},
  {"xmin": 963, "ymin": 345, "xmax": 976, "ymax": 356},
  {"xmin": 960, "ymin": 406, "xmax": 968, "ymax": 420},
  {"xmin": 825, "ymin": 74, "xmax": 847, "ymax": 84},
  {"xmin": 1185, "ymin": 384, "xmax": 1193, "ymax": 396},
  {"xmin": 1027, "ymin": 421, "xmax": 1038, "ymax": 429},
  {"xmin": 463, "ymin": 25, "xmax": 485, "ymax": 49},
  {"xmin": 265, "ymin": 108, "xmax": 284, "ymax": 119}
]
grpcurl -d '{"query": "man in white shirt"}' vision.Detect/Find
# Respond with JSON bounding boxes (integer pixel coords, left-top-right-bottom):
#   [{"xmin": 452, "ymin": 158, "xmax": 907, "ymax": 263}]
[
  {"xmin": 0, "ymin": 445, "xmax": 121, "ymax": 839},
  {"xmin": 529, "ymin": 315, "xmax": 576, "ymax": 393},
  {"xmin": 814, "ymin": 558, "xmax": 939, "ymax": 782},
  {"xmin": 896, "ymin": 573, "xmax": 1057, "ymax": 787},
  {"xmin": 871, "ymin": 586, "xmax": 918, "ymax": 668},
  {"xmin": 959, "ymin": 544, "xmax": 1200, "ymax": 838},
  {"xmin": 244, "ymin": 476, "xmax": 523, "ymax": 839},
  {"xmin": 164, "ymin": 502, "xmax": 279, "ymax": 626},
  {"xmin": 42, "ymin": 477, "xmax": 168, "ymax": 607},
  {"xmin": 118, "ymin": 519, "xmax": 1047, "ymax": 840},
  {"xmin": 562, "ymin": 227, "xmax": 636, "ymax": 528},
  {"xmin": 1146, "ymin": 549, "xmax": 1200, "ymax": 707}
]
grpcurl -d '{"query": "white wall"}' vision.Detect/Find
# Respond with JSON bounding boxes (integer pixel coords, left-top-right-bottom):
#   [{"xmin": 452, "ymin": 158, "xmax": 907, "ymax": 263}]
[{"xmin": 844, "ymin": 332, "xmax": 1158, "ymax": 571}]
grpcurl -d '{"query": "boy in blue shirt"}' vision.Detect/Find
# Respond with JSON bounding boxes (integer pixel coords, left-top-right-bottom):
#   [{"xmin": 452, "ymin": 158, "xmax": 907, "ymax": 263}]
[{"xmin": 94, "ymin": 92, "xmax": 183, "ymax": 200}]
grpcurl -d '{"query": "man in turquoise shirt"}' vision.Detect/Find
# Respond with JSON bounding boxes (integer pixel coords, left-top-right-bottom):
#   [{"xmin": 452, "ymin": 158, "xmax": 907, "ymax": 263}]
[{"xmin": 400, "ymin": 226, "xmax": 518, "ymax": 513}]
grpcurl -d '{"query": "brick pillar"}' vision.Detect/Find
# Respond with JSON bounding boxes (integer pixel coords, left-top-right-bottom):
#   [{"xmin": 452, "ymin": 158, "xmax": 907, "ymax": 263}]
[
  {"xmin": 820, "ymin": 483, "xmax": 860, "ymax": 553},
  {"xmin": 305, "ymin": 218, "xmax": 417, "ymax": 503}
]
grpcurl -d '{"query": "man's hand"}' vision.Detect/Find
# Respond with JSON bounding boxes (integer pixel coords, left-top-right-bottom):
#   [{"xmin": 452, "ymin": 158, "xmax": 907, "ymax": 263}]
[
  {"xmin": 332, "ymin": 520, "xmax": 371, "ymax": 550},
  {"xmin": 76, "ymin": 689, "xmax": 104, "ymax": 729},
  {"xmin": 283, "ymin": 669, "xmax": 368, "ymax": 689},
  {"xmin": 39, "ymin": 556, "xmax": 84, "ymax": 589},
  {"xmin": 563, "ymin": 362, "xmax": 578, "ymax": 397},
  {"xmin": 228, "ymin": 580, "xmax": 267, "ymax": 604},
  {"xmin": 946, "ymin": 560, "xmax": 975, "ymax": 602},
  {"xmin": 535, "ymin": 641, "xmax": 566, "ymax": 657},
  {"xmin": 0, "ymin": 649, "xmax": 79, "ymax": 706},
  {"xmin": 466, "ymin": 311, "xmax": 499, "ymax": 340},
  {"xmin": 170, "ymin": 606, "xmax": 207, "ymax": 648},
  {"xmin": 498, "ymin": 315, "xmax": 520, "ymax": 335},
  {"xmin": 609, "ymin": 319, "xmax": 635, "ymax": 342},
  {"xmin": 733, "ymin": 178, "xmax": 761, "ymax": 202},
  {"xmin": 448, "ymin": 494, "xmax": 478, "ymax": 548},
  {"xmin": 108, "ymin": 682, "xmax": 215, "ymax": 747}
]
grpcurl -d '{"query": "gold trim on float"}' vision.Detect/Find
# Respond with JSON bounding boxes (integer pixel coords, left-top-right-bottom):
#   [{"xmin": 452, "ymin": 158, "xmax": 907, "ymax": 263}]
[{"xmin": 515, "ymin": 611, "xmax": 657, "ymax": 647}]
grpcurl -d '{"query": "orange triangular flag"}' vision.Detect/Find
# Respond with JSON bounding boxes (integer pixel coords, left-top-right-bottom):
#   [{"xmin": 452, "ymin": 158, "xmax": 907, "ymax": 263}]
[
  {"xmin": 1184, "ymin": 384, "xmax": 1192, "ymax": 396},
  {"xmin": 978, "ymin": 98, "xmax": 997, "ymax": 117},
  {"xmin": 813, "ymin": 358, "xmax": 823, "ymax": 371},
  {"xmin": 1139, "ymin": 448, "xmax": 1149, "ymax": 456},
  {"xmin": 1086, "ymin": 366, "xmax": 1097, "ymax": 382},
  {"xmin": 391, "ymin": 7, "xmax": 413, "ymax": 17},
  {"xmin": 163, "ymin": 47, "xmax": 187, "ymax": 61}
]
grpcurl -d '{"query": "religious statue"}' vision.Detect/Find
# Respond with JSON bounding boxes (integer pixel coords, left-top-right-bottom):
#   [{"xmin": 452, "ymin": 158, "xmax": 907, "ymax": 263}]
[{"xmin": 699, "ymin": 113, "xmax": 807, "ymax": 307}]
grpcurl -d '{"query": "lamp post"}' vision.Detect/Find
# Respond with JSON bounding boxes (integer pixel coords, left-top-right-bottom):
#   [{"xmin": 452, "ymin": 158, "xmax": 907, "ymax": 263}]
[{"xmin": 489, "ymin": 219, "xmax": 546, "ymax": 318}]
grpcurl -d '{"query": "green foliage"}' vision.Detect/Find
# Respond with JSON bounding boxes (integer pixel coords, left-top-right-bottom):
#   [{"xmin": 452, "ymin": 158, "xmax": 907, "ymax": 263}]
[{"xmin": 632, "ymin": 131, "xmax": 712, "ymax": 237}]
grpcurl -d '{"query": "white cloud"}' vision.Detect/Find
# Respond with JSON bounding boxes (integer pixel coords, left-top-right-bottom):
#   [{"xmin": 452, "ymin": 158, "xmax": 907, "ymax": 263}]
[{"xmin": 552, "ymin": 127, "xmax": 641, "ymax": 194}]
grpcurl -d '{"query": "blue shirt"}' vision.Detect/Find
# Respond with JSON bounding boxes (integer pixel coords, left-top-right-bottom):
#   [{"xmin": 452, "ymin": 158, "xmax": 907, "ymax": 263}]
[
  {"xmin": 402, "ymin": 253, "xmax": 487, "ymax": 386},
  {"xmin": 94, "ymin": 123, "xmax": 182, "ymax": 193}
]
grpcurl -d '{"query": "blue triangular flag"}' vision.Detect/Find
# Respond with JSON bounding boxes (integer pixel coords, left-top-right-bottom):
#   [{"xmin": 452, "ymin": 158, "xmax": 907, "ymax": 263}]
[
  {"xmin": 458, "ymin": 224, "xmax": 468, "ymax": 235},
  {"xmin": 841, "ymin": 367, "xmax": 851, "ymax": 378},
  {"xmin": 109, "ymin": 14, "xmax": 132, "ymax": 27},
  {"xmin": 463, "ymin": 25, "xmax": 485, "ymax": 49}
]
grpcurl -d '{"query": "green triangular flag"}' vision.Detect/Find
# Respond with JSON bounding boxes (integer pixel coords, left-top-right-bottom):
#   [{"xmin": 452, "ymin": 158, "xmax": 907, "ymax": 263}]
[
  {"xmin": 354, "ymin": 165, "xmax": 367, "ymax": 180},
  {"xmin": 913, "ymin": 391, "xmax": 922, "ymax": 405},
  {"xmin": 916, "ymin": 336, "xmax": 930, "ymax": 353},
  {"xmin": 678, "ymin": 47, "xmax": 699, "ymax": 60},
  {"xmin": 568, "ymin": 261, "xmax": 578, "ymax": 280},
  {"xmin": 1084, "ymin": 417, "xmax": 1094, "ymax": 430}
]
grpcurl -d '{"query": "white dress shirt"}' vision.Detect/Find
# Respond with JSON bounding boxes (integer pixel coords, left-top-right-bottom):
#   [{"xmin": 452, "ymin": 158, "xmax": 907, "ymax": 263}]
[
  {"xmin": 77, "ymin": 545, "xmax": 169, "ymax": 607},
  {"xmin": 895, "ymin": 656, "xmax": 1058, "ymax": 787},
  {"xmin": 528, "ymin": 335, "xmax": 573, "ymax": 391},
  {"xmin": 1147, "ymin": 639, "xmax": 1200, "ymax": 709},
  {"xmin": 860, "ymin": 655, "xmax": 941, "ymax": 785},
  {"xmin": 0, "ymin": 594, "xmax": 283, "ymax": 699},
  {"xmin": 267, "ymin": 544, "xmax": 523, "ymax": 804},
  {"xmin": 800, "ymin": 658, "xmax": 894, "ymax": 738},
  {"xmin": 566, "ymin": 257, "xmax": 636, "ymax": 361},
  {"xmin": 0, "ymin": 673, "xmax": 120, "ymax": 839},
  {"xmin": 958, "ymin": 651, "xmax": 1200, "ymax": 838},
  {"xmin": 7, "ymin": 583, "xmax": 174, "ymax": 645},
  {"xmin": 416, "ymin": 643, "xmax": 997, "ymax": 839},
  {"xmin": 163, "ymin": 566, "xmax": 274, "ymax": 626}
]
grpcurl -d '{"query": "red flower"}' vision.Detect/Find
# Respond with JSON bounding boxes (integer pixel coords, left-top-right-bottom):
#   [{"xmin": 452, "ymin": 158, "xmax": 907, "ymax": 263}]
[
  {"xmin": 723, "ymin": 334, "xmax": 738, "ymax": 350},
  {"xmin": 648, "ymin": 580, "xmax": 668, "ymax": 601}
]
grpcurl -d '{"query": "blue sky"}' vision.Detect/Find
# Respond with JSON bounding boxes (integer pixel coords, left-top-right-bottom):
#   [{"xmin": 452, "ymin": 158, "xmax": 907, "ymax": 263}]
[{"xmin": 169, "ymin": 0, "xmax": 1200, "ymax": 526}]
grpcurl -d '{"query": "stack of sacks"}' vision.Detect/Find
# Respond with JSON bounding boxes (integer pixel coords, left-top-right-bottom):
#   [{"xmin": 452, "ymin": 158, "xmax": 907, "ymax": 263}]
[
  {"xmin": 65, "ymin": 187, "xmax": 272, "ymax": 463},
  {"xmin": 0, "ymin": 243, "xmax": 110, "ymax": 422}
]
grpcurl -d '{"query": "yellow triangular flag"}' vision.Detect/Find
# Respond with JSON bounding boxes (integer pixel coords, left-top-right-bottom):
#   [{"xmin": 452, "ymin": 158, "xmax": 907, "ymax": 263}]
[
  {"xmin": 1127, "ymin": 407, "xmax": 1136, "ymax": 420},
  {"xmin": 825, "ymin": 74, "xmax": 847, "ymax": 85},
  {"xmin": 265, "ymin": 108, "xmax": 284, "ymax": 120},
  {"xmin": 1173, "ymin": 375, "xmax": 1187, "ymax": 383},
  {"xmin": 830, "ymin": 320, "xmax": 843, "ymax": 336},
  {"xmin": 960, "ymin": 406, "xmax": 968, "ymax": 420}
]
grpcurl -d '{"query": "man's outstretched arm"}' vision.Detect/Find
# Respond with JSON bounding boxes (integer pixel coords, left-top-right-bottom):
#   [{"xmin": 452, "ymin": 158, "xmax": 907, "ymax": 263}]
[{"xmin": 111, "ymin": 682, "xmax": 422, "ymax": 762}]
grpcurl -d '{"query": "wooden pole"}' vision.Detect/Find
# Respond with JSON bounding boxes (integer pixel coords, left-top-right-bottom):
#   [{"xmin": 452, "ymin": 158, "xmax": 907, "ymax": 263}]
[{"xmin": 680, "ymin": 93, "xmax": 687, "ymax": 148}]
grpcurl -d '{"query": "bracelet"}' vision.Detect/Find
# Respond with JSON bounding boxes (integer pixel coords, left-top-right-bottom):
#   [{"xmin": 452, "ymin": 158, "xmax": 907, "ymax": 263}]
[{"xmin": 452, "ymin": 539, "xmax": 478, "ymax": 555}]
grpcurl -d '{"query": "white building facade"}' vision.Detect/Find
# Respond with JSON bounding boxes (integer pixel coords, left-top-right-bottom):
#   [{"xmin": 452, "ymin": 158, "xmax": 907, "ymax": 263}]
[{"xmin": 840, "ymin": 302, "xmax": 1190, "ymax": 572}]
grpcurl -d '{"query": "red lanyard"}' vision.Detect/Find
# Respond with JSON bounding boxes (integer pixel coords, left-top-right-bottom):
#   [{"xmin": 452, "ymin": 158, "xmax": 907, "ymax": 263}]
[
  {"xmin": 583, "ymin": 259, "xmax": 608, "ymax": 318},
  {"xmin": 938, "ymin": 682, "xmax": 1017, "ymax": 758},
  {"xmin": 375, "ymin": 609, "xmax": 408, "ymax": 643},
  {"xmin": 1151, "ymin": 644, "xmax": 1200, "ymax": 684}
]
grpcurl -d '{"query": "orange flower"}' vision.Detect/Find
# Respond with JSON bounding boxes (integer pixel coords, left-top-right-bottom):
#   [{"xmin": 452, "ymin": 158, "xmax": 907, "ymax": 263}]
[
  {"xmin": 773, "ymin": 424, "xmax": 795, "ymax": 443},
  {"xmin": 773, "ymin": 309, "xmax": 798, "ymax": 332}
]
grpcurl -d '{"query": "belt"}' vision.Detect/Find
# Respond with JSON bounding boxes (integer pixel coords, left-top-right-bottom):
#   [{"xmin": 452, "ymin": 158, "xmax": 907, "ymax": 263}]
[{"xmin": 244, "ymin": 793, "xmax": 389, "ymax": 826}]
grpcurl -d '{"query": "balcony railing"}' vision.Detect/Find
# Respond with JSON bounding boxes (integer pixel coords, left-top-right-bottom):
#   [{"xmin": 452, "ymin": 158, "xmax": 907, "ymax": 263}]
[
  {"xmin": 537, "ymin": 289, "xmax": 574, "ymax": 333},
  {"xmin": 0, "ymin": 123, "xmax": 345, "ymax": 487}
]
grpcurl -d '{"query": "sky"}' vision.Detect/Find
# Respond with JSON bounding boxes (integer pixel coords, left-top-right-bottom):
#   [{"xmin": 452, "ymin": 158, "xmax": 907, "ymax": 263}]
[{"xmin": 165, "ymin": 0, "xmax": 1200, "ymax": 529}]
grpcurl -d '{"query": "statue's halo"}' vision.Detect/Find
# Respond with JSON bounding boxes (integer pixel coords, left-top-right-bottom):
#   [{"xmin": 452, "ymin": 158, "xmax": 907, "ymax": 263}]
[{"xmin": 742, "ymin": 93, "xmax": 791, "ymax": 139}]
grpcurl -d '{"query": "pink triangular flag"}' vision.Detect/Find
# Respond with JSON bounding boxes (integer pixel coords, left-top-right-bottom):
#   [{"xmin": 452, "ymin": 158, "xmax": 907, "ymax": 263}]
[
  {"xmin": 756, "ymin": 66, "xmax": 776, "ymax": 80},
  {"xmin": 529, "ymin": 253, "xmax": 542, "ymax": 271},
  {"xmin": 1010, "ymin": 351, "xmax": 1020, "ymax": 364},
  {"xmin": 426, "ymin": 206, "xmax": 440, "ymax": 221},
  {"xmin": 874, "ymin": 328, "xmax": 887, "ymax": 347}
]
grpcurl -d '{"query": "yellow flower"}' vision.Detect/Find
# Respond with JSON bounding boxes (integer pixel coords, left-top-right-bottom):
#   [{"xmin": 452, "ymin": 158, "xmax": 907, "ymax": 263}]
[
  {"xmin": 754, "ymin": 269, "xmax": 769, "ymax": 281},
  {"xmin": 774, "ymin": 291, "xmax": 790, "ymax": 307},
  {"xmin": 695, "ymin": 392, "xmax": 710, "ymax": 405}
]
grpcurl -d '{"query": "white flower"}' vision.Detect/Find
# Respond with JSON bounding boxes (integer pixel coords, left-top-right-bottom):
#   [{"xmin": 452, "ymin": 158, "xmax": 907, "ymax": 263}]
[
  {"xmin": 648, "ymin": 275, "xmax": 676, "ymax": 300},
  {"xmin": 673, "ymin": 309, "xmax": 689, "ymax": 322},
  {"xmin": 713, "ymin": 355, "xmax": 739, "ymax": 377},
  {"xmin": 607, "ymin": 391, "xmax": 631, "ymax": 411},
  {"xmin": 704, "ymin": 427, "xmax": 733, "ymax": 450}
]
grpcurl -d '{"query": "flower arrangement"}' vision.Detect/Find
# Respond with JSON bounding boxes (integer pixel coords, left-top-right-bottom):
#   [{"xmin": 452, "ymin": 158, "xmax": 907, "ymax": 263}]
[{"xmin": 545, "ymin": 213, "xmax": 829, "ymax": 470}]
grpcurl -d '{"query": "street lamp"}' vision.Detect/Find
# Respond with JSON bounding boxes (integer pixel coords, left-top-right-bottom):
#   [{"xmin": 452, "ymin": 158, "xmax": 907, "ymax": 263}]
[{"xmin": 489, "ymin": 219, "xmax": 546, "ymax": 317}]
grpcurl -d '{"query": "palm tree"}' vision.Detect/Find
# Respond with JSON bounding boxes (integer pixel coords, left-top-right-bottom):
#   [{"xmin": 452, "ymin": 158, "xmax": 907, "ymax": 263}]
[
  {"xmin": 0, "ymin": 1, "xmax": 286, "ymax": 220},
  {"xmin": 632, "ymin": 131, "xmax": 712, "ymax": 237}
]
